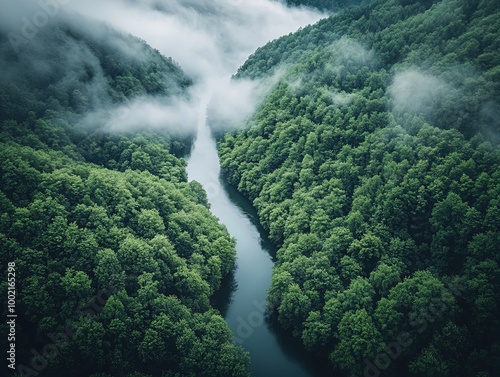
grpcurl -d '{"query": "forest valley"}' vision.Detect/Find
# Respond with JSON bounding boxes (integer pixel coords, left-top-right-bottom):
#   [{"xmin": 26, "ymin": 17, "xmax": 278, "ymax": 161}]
[{"xmin": 1, "ymin": 0, "xmax": 499, "ymax": 376}]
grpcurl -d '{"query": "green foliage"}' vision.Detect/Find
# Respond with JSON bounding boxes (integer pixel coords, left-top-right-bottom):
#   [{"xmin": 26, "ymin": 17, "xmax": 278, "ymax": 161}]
[
  {"xmin": 0, "ymin": 17, "xmax": 248, "ymax": 377},
  {"xmin": 284, "ymin": 0, "xmax": 367, "ymax": 11},
  {"xmin": 0, "ymin": 139, "xmax": 248, "ymax": 376},
  {"xmin": 219, "ymin": 0, "xmax": 500, "ymax": 375}
]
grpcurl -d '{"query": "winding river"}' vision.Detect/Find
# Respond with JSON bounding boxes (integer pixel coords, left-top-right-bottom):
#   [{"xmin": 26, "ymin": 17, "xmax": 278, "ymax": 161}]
[{"xmin": 186, "ymin": 98, "xmax": 329, "ymax": 377}]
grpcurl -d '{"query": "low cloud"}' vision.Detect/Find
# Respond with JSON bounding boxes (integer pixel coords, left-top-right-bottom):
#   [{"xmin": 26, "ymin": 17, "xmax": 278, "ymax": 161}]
[
  {"xmin": 478, "ymin": 100, "xmax": 500, "ymax": 144},
  {"xmin": 82, "ymin": 96, "xmax": 198, "ymax": 136},
  {"xmin": 388, "ymin": 67, "xmax": 500, "ymax": 142},
  {"xmin": 389, "ymin": 69, "xmax": 450, "ymax": 116},
  {"xmin": 330, "ymin": 90, "xmax": 356, "ymax": 107},
  {"xmin": 63, "ymin": 0, "xmax": 324, "ymax": 82},
  {"xmin": 64, "ymin": 0, "xmax": 325, "ymax": 132},
  {"xmin": 208, "ymin": 78, "xmax": 264, "ymax": 131},
  {"xmin": 208, "ymin": 67, "xmax": 287, "ymax": 131},
  {"xmin": 1, "ymin": 0, "xmax": 325, "ymax": 135},
  {"xmin": 329, "ymin": 37, "xmax": 376, "ymax": 67}
]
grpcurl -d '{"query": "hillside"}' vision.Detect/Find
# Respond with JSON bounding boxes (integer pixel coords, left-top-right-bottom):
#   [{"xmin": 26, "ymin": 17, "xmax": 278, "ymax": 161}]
[
  {"xmin": 0, "ymin": 16, "xmax": 250, "ymax": 377},
  {"xmin": 284, "ymin": 0, "xmax": 366, "ymax": 11},
  {"xmin": 219, "ymin": 0, "xmax": 500, "ymax": 376}
]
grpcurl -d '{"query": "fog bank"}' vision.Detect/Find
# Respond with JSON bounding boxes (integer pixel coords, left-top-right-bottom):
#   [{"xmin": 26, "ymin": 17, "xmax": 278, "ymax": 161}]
[
  {"xmin": 1, "ymin": 0, "xmax": 324, "ymax": 134},
  {"xmin": 66, "ymin": 0, "xmax": 325, "ymax": 132}
]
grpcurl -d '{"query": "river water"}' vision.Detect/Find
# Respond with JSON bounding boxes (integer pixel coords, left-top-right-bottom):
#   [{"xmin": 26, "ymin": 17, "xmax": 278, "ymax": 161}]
[{"xmin": 186, "ymin": 99, "xmax": 328, "ymax": 377}]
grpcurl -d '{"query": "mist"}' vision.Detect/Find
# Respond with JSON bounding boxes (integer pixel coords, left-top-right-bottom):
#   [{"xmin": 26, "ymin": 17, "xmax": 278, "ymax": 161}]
[
  {"xmin": 0, "ymin": 0, "xmax": 324, "ymax": 133},
  {"xmin": 1, "ymin": 0, "xmax": 324, "ymax": 134},
  {"xmin": 389, "ymin": 69, "xmax": 451, "ymax": 116},
  {"xmin": 208, "ymin": 66, "xmax": 289, "ymax": 131},
  {"xmin": 66, "ymin": 0, "xmax": 325, "ymax": 132},
  {"xmin": 329, "ymin": 37, "xmax": 376, "ymax": 67},
  {"xmin": 82, "ymin": 96, "xmax": 199, "ymax": 136},
  {"xmin": 65, "ymin": 0, "xmax": 323, "ymax": 80},
  {"xmin": 388, "ymin": 67, "xmax": 500, "ymax": 142}
]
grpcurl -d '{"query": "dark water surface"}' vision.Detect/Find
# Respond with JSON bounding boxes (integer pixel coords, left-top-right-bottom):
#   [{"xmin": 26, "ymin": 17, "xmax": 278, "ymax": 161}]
[{"xmin": 186, "ymin": 109, "xmax": 330, "ymax": 377}]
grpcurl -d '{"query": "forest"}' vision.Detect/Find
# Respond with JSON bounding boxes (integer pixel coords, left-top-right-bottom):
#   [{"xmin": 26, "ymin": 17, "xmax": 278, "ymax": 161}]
[
  {"xmin": 218, "ymin": 0, "xmax": 500, "ymax": 375},
  {"xmin": 1, "ymin": 0, "xmax": 499, "ymax": 376},
  {"xmin": 0, "ymin": 17, "xmax": 250, "ymax": 377},
  {"xmin": 284, "ymin": 0, "xmax": 366, "ymax": 11}
]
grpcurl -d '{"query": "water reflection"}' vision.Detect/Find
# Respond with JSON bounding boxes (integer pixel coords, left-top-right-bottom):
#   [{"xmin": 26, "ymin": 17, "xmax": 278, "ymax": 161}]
[
  {"xmin": 186, "ymin": 113, "xmax": 333, "ymax": 377},
  {"xmin": 210, "ymin": 268, "xmax": 237, "ymax": 318},
  {"xmin": 220, "ymin": 176, "xmax": 278, "ymax": 260}
]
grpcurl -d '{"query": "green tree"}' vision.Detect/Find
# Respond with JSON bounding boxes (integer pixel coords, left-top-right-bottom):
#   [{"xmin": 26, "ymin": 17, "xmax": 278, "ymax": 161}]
[
  {"xmin": 94, "ymin": 248, "xmax": 126, "ymax": 292},
  {"xmin": 331, "ymin": 309, "xmax": 383, "ymax": 374},
  {"xmin": 137, "ymin": 208, "xmax": 166, "ymax": 239}
]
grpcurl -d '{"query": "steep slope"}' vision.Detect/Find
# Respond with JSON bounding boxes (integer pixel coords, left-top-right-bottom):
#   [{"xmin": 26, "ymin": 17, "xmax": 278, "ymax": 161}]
[
  {"xmin": 219, "ymin": 0, "xmax": 500, "ymax": 376},
  {"xmin": 0, "ymin": 16, "xmax": 250, "ymax": 377}
]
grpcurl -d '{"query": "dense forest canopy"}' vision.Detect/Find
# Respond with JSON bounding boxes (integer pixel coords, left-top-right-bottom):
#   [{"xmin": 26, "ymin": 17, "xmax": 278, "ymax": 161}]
[
  {"xmin": 0, "ymin": 16, "xmax": 250, "ymax": 377},
  {"xmin": 283, "ymin": 0, "xmax": 367, "ymax": 12},
  {"xmin": 219, "ymin": 0, "xmax": 500, "ymax": 375},
  {"xmin": 1, "ymin": 0, "xmax": 500, "ymax": 376}
]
